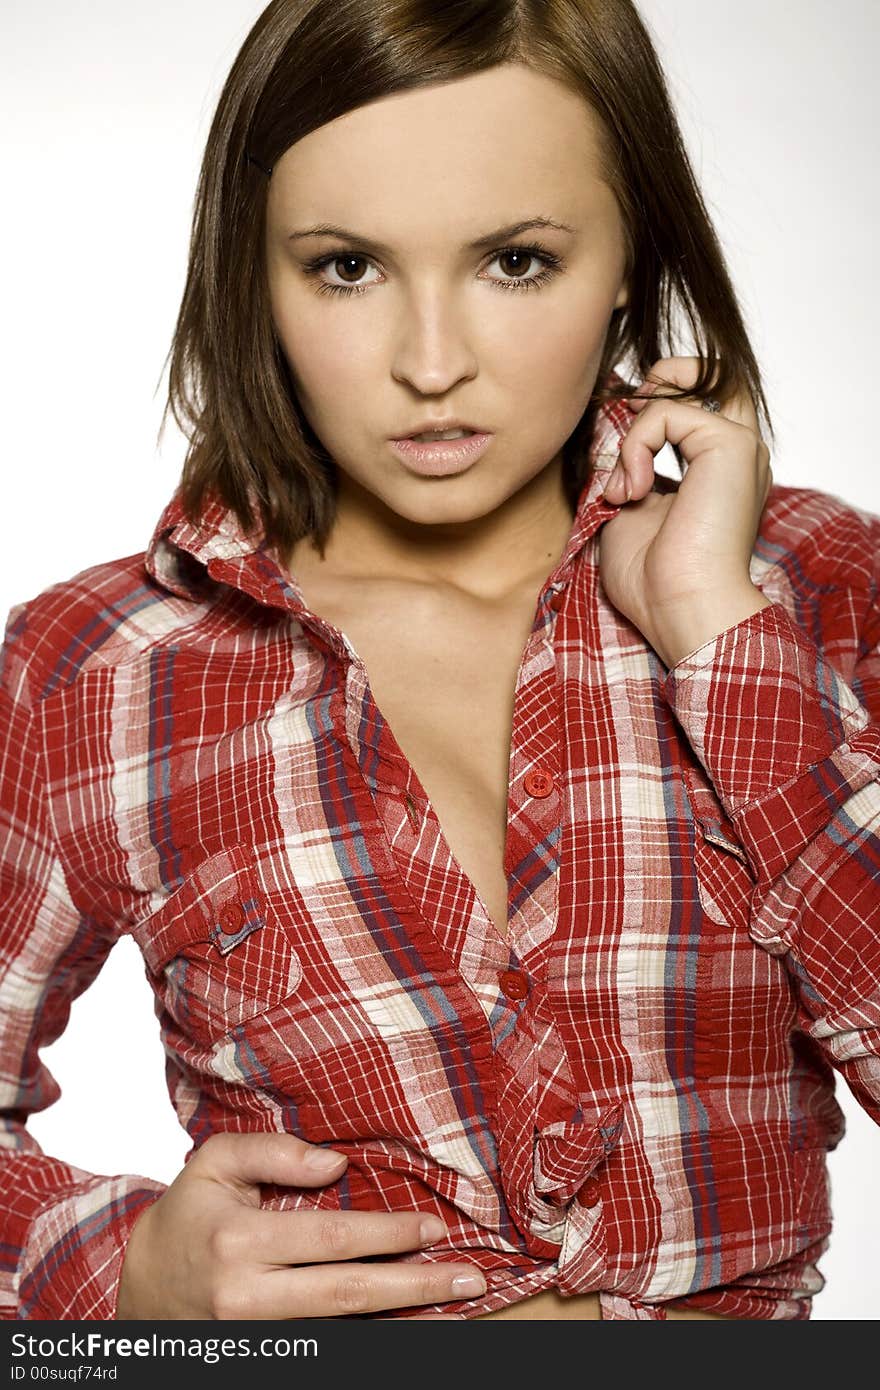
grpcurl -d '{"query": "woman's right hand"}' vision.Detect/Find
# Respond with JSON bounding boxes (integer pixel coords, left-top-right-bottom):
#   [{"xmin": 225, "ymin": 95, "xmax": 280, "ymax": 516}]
[{"xmin": 116, "ymin": 1132, "xmax": 484, "ymax": 1319}]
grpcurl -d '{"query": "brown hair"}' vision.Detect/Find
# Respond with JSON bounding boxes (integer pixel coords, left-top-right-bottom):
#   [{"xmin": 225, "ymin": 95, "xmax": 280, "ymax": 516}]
[{"xmin": 160, "ymin": 0, "xmax": 774, "ymax": 560}]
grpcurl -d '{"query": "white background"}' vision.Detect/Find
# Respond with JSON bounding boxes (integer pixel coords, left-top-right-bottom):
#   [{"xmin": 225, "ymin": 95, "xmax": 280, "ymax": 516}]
[{"xmin": 2, "ymin": 1, "xmax": 877, "ymax": 1319}]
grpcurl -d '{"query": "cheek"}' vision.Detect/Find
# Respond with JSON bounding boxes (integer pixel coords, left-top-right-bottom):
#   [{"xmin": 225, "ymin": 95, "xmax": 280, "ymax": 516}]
[
  {"xmin": 541, "ymin": 290, "xmax": 614, "ymax": 372},
  {"xmin": 271, "ymin": 275, "xmax": 612, "ymax": 418},
  {"xmin": 274, "ymin": 304, "xmax": 369, "ymax": 413},
  {"xmin": 498, "ymin": 312, "xmax": 607, "ymax": 412}
]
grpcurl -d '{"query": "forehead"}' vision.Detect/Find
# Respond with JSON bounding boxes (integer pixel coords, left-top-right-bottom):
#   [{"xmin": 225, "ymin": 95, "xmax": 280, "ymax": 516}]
[{"xmin": 268, "ymin": 63, "xmax": 614, "ymax": 229}]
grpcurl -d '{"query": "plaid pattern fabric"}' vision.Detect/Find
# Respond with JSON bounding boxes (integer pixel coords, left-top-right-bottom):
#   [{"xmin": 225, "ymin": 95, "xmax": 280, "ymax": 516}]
[{"xmin": 2, "ymin": 384, "xmax": 879, "ymax": 1320}]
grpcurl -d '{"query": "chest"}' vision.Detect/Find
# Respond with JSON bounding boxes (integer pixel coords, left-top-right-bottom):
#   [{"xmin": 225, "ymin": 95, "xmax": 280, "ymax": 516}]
[{"xmin": 309, "ymin": 582, "xmax": 542, "ymax": 940}]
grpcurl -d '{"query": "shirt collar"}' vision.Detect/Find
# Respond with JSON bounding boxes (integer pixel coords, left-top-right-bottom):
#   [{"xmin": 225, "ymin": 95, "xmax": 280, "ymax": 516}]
[{"xmin": 144, "ymin": 372, "xmax": 632, "ymax": 616}]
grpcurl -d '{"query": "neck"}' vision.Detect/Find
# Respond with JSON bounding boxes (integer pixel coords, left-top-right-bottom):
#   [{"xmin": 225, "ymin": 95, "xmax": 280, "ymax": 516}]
[{"xmin": 288, "ymin": 454, "xmax": 579, "ymax": 602}]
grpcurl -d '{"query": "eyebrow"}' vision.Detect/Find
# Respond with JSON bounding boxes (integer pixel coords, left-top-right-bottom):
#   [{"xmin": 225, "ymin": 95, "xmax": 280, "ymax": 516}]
[{"xmin": 286, "ymin": 216, "xmax": 576, "ymax": 255}]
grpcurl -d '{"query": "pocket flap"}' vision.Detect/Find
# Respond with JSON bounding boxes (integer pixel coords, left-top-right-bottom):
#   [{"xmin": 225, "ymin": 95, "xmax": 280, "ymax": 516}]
[{"xmin": 136, "ymin": 846, "xmax": 269, "ymax": 974}]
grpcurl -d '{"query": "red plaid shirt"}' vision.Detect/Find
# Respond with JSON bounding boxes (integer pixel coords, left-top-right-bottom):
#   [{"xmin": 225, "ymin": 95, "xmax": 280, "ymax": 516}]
[{"xmin": 2, "ymin": 389, "xmax": 879, "ymax": 1321}]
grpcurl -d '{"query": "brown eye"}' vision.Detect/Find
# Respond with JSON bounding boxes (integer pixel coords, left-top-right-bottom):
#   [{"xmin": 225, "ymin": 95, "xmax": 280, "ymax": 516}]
[
  {"xmin": 310, "ymin": 253, "xmax": 381, "ymax": 294},
  {"xmin": 483, "ymin": 243, "xmax": 563, "ymax": 292},
  {"xmin": 304, "ymin": 240, "xmax": 562, "ymax": 298},
  {"xmin": 496, "ymin": 248, "xmax": 535, "ymax": 279},
  {"xmin": 332, "ymin": 255, "xmax": 369, "ymax": 284}
]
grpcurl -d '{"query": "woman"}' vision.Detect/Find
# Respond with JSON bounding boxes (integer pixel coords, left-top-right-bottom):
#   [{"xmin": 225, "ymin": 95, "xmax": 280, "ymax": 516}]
[{"xmin": 1, "ymin": 0, "xmax": 878, "ymax": 1321}]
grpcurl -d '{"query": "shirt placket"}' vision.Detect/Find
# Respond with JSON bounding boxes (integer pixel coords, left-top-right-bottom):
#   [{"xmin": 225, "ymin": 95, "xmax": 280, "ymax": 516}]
[
  {"xmin": 201, "ymin": 508, "xmax": 628, "ymax": 1288},
  {"xmin": 342, "ymin": 579, "xmax": 567, "ymax": 983}
]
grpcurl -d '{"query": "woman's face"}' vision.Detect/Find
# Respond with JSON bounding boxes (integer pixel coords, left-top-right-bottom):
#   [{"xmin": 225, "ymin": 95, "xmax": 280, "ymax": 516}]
[{"xmin": 265, "ymin": 62, "xmax": 629, "ymax": 535}]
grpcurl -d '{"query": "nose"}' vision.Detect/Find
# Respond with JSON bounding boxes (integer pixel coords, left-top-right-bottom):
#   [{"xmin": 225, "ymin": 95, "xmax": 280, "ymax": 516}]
[{"xmin": 390, "ymin": 284, "xmax": 478, "ymax": 396}]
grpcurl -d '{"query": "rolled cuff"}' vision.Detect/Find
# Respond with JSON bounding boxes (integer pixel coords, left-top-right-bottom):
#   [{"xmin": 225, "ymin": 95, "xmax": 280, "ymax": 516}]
[
  {"xmin": 15, "ymin": 1173, "xmax": 167, "ymax": 1320},
  {"xmin": 662, "ymin": 602, "xmax": 880, "ymax": 883}
]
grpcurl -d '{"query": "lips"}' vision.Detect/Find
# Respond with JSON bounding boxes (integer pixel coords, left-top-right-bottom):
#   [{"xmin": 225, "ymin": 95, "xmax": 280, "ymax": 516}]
[
  {"xmin": 393, "ymin": 420, "xmax": 484, "ymax": 440},
  {"xmin": 409, "ymin": 428, "xmax": 476, "ymax": 443},
  {"xmin": 388, "ymin": 431, "xmax": 494, "ymax": 477}
]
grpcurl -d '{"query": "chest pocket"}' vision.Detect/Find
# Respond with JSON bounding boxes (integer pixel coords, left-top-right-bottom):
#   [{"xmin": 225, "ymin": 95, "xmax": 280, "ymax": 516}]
[{"xmin": 133, "ymin": 845, "xmax": 303, "ymax": 1050}]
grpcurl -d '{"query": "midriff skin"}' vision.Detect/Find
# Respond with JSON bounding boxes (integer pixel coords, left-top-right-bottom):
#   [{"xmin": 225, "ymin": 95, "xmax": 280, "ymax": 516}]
[
  {"xmin": 288, "ymin": 546, "xmax": 732, "ymax": 1322},
  {"xmin": 478, "ymin": 1288, "xmax": 729, "ymax": 1319}
]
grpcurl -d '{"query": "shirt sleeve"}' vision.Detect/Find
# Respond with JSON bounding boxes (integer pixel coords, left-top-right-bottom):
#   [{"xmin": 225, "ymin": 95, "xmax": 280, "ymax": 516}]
[
  {"xmin": 661, "ymin": 586, "xmax": 880, "ymax": 1126},
  {"xmin": 0, "ymin": 603, "xmax": 167, "ymax": 1320}
]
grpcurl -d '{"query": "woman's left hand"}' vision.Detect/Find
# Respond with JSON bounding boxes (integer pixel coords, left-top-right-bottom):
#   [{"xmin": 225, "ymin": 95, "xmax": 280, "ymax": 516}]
[{"xmin": 596, "ymin": 355, "xmax": 775, "ymax": 669}]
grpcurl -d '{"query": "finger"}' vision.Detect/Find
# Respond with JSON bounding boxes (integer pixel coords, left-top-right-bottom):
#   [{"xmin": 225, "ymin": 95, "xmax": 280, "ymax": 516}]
[
  {"xmin": 628, "ymin": 375, "xmax": 707, "ymax": 415},
  {"xmin": 636, "ymin": 355, "xmax": 760, "ymax": 434},
  {"xmin": 638, "ymin": 355, "xmax": 704, "ymax": 402},
  {"xmin": 645, "ymin": 355, "xmax": 710, "ymax": 392},
  {"xmin": 626, "ymin": 378, "xmax": 658, "ymax": 408},
  {"xmin": 213, "ymin": 1259, "xmax": 487, "ymax": 1320},
  {"xmin": 621, "ymin": 397, "xmax": 752, "ymax": 492},
  {"xmin": 627, "ymin": 390, "xmax": 768, "ymax": 491},
  {"xmin": 606, "ymin": 398, "xmax": 758, "ymax": 508},
  {"xmin": 602, "ymin": 458, "xmax": 633, "ymax": 503},
  {"xmin": 195, "ymin": 1130, "xmax": 348, "ymax": 1192},
  {"xmin": 229, "ymin": 1207, "xmax": 449, "ymax": 1266},
  {"xmin": 612, "ymin": 364, "xmax": 712, "ymax": 501}
]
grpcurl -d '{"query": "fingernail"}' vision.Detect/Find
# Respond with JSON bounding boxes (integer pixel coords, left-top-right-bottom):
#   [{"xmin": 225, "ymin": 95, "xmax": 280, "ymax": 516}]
[
  {"xmin": 305, "ymin": 1147, "xmax": 347, "ymax": 1172},
  {"xmin": 420, "ymin": 1216, "xmax": 447, "ymax": 1246},
  {"xmin": 451, "ymin": 1273, "xmax": 487, "ymax": 1297}
]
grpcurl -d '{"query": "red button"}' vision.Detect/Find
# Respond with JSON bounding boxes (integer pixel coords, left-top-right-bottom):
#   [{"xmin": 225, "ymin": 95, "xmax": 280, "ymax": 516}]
[
  {"xmin": 577, "ymin": 1179, "xmax": 601, "ymax": 1208},
  {"xmin": 523, "ymin": 768, "xmax": 554, "ymax": 798},
  {"xmin": 218, "ymin": 901, "xmax": 245, "ymax": 932},
  {"xmin": 548, "ymin": 591, "xmax": 565, "ymax": 612},
  {"xmin": 498, "ymin": 970, "xmax": 529, "ymax": 1002}
]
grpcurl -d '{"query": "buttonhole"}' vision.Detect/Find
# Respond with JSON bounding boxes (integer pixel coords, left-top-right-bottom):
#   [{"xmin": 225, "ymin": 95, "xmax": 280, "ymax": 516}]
[{"xmin": 404, "ymin": 791, "xmax": 420, "ymax": 830}]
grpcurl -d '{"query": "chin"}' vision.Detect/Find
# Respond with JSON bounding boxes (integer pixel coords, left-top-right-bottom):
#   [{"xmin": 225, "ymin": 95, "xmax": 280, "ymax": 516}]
[{"xmin": 391, "ymin": 483, "xmax": 509, "ymax": 527}]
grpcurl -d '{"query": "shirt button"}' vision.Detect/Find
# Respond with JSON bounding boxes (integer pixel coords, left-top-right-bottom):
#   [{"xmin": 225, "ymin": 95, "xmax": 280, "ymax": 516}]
[
  {"xmin": 548, "ymin": 590, "xmax": 565, "ymax": 612},
  {"xmin": 218, "ymin": 901, "xmax": 245, "ymax": 932},
  {"xmin": 577, "ymin": 1179, "xmax": 602, "ymax": 1208},
  {"xmin": 523, "ymin": 768, "xmax": 554, "ymax": 798},
  {"xmin": 498, "ymin": 970, "xmax": 529, "ymax": 1002}
]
